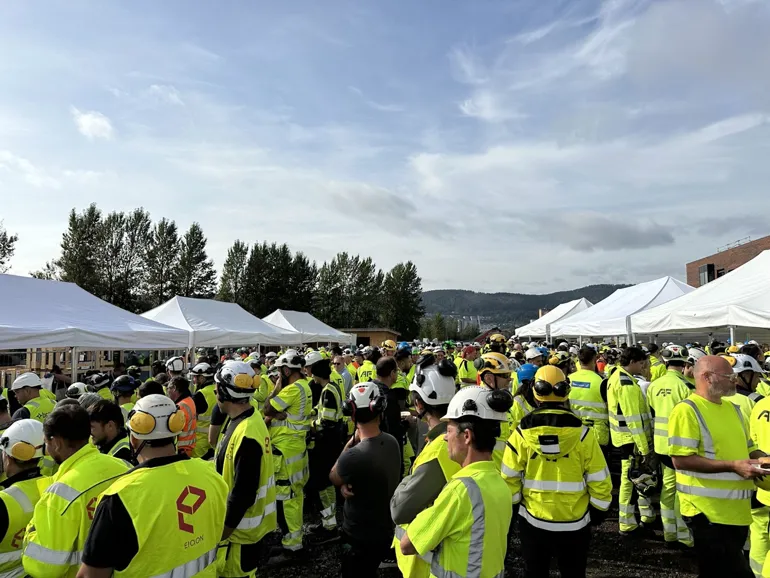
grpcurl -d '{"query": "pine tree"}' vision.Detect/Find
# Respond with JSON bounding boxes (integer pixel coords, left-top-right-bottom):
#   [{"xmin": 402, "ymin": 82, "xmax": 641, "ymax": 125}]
[
  {"xmin": 143, "ymin": 218, "xmax": 180, "ymax": 308},
  {"xmin": 177, "ymin": 222, "xmax": 217, "ymax": 299},
  {"xmin": 382, "ymin": 261, "xmax": 425, "ymax": 339},
  {"xmin": 57, "ymin": 204, "xmax": 104, "ymax": 296},
  {"xmin": 217, "ymin": 240, "xmax": 249, "ymax": 305},
  {"xmin": 0, "ymin": 221, "xmax": 17, "ymax": 273},
  {"xmin": 30, "ymin": 261, "xmax": 59, "ymax": 280}
]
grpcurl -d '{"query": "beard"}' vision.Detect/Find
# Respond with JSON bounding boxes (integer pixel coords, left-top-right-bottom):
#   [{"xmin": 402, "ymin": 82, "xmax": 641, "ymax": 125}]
[{"xmin": 709, "ymin": 382, "xmax": 736, "ymax": 398}]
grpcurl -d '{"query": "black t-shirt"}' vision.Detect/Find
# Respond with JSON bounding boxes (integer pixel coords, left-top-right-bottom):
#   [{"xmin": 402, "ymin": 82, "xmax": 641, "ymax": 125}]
[
  {"xmin": 210, "ymin": 403, "xmax": 227, "ymax": 427},
  {"xmin": 81, "ymin": 454, "xmax": 188, "ymax": 571},
  {"xmin": 336, "ymin": 432, "xmax": 401, "ymax": 545}
]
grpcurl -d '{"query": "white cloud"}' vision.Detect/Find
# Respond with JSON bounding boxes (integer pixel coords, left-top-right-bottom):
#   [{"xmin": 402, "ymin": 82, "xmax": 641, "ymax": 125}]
[
  {"xmin": 146, "ymin": 84, "xmax": 184, "ymax": 105},
  {"xmin": 459, "ymin": 90, "xmax": 525, "ymax": 122},
  {"xmin": 448, "ymin": 45, "xmax": 489, "ymax": 85},
  {"xmin": 0, "ymin": 150, "xmax": 60, "ymax": 188},
  {"xmin": 70, "ymin": 107, "xmax": 114, "ymax": 140}
]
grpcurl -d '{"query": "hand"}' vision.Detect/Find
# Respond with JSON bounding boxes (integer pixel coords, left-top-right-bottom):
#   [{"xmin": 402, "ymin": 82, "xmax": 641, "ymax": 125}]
[
  {"xmin": 341, "ymin": 484, "xmax": 355, "ymax": 498},
  {"xmin": 733, "ymin": 459, "xmax": 764, "ymax": 479}
]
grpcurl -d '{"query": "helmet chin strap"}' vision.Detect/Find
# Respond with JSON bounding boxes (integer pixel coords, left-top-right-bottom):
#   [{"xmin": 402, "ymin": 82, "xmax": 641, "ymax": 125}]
[{"xmin": 131, "ymin": 440, "xmax": 146, "ymax": 463}]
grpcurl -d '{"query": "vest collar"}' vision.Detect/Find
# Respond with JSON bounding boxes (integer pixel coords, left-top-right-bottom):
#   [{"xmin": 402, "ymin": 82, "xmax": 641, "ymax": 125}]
[
  {"xmin": 54, "ymin": 443, "xmax": 99, "ymax": 481},
  {"xmin": 426, "ymin": 421, "xmax": 448, "ymax": 443},
  {"xmin": 135, "ymin": 453, "xmax": 189, "ymax": 471},
  {"xmin": 97, "ymin": 431, "xmax": 129, "ymax": 455},
  {"xmin": 452, "ymin": 459, "xmax": 497, "ymax": 479},
  {"xmin": 1, "ymin": 466, "xmax": 42, "ymax": 489}
]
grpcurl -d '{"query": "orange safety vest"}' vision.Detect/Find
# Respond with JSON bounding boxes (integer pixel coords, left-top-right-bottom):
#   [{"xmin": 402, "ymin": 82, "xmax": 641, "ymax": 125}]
[{"xmin": 176, "ymin": 396, "xmax": 197, "ymax": 456}]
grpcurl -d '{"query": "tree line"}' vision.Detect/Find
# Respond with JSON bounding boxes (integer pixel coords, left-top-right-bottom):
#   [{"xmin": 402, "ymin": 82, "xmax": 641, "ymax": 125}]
[{"xmin": 4, "ymin": 205, "xmax": 425, "ymax": 339}]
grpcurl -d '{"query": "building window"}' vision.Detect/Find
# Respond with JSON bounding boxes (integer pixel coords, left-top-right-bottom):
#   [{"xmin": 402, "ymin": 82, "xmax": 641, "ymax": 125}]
[
  {"xmin": 716, "ymin": 268, "xmax": 726, "ymax": 278},
  {"xmin": 699, "ymin": 264, "xmax": 715, "ymax": 286}
]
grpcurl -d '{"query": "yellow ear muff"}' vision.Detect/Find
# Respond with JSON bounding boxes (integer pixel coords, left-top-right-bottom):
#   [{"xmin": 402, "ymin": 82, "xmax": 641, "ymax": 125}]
[
  {"xmin": 233, "ymin": 373, "xmax": 254, "ymax": 389},
  {"xmin": 10, "ymin": 441, "xmax": 37, "ymax": 462},
  {"xmin": 127, "ymin": 410, "xmax": 156, "ymax": 436},
  {"xmin": 167, "ymin": 410, "xmax": 185, "ymax": 434},
  {"xmin": 723, "ymin": 355, "xmax": 737, "ymax": 367}
]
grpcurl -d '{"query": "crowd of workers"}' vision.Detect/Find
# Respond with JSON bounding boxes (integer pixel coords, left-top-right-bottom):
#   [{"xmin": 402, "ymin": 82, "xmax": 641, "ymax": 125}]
[{"xmin": 0, "ymin": 334, "xmax": 769, "ymax": 577}]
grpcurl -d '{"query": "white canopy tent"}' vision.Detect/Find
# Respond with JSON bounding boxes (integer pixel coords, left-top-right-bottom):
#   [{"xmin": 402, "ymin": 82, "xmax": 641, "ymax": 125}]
[
  {"xmin": 142, "ymin": 297, "xmax": 302, "ymax": 348},
  {"xmin": 262, "ymin": 309, "xmax": 353, "ymax": 344},
  {"xmin": 631, "ymin": 250, "xmax": 770, "ymax": 343},
  {"xmin": 515, "ymin": 298, "xmax": 593, "ymax": 339},
  {"xmin": 0, "ymin": 274, "xmax": 189, "ymax": 350},
  {"xmin": 550, "ymin": 276, "xmax": 694, "ymax": 341}
]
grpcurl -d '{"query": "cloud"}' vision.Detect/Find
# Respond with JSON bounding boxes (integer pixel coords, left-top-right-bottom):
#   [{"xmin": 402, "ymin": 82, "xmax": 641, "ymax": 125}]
[
  {"xmin": 70, "ymin": 107, "xmax": 114, "ymax": 140},
  {"xmin": 347, "ymin": 86, "xmax": 403, "ymax": 113},
  {"xmin": 547, "ymin": 212, "xmax": 676, "ymax": 252},
  {"xmin": 0, "ymin": 150, "xmax": 60, "ymax": 188},
  {"xmin": 691, "ymin": 216, "xmax": 769, "ymax": 238},
  {"xmin": 448, "ymin": 45, "xmax": 489, "ymax": 85},
  {"xmin": 146, "ymin": 84, "xmax": 184, "ymax": 105},
  {"xmin": 458, "ymin": 90, "xmax": 525, "ymax": 122}
]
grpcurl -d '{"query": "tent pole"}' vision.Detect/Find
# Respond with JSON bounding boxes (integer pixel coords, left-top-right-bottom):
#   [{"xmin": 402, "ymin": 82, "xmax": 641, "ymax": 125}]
[
  {"xmin": 71, "ymin": 347, "xmax": 78, "ymax": 381},
  {"xmin": 729, "ymin": 326, "xmax": 736, "ymax": 344}
]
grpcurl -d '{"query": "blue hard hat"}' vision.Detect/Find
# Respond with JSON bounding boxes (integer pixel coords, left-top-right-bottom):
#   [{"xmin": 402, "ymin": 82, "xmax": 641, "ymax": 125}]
[
  {"xmin": 398, "ymin": 341, "xmax": 410, "ymax": 351},
  {"xmin": 517, "ymin": 364, "xmax": 537, "ymax": 383}
]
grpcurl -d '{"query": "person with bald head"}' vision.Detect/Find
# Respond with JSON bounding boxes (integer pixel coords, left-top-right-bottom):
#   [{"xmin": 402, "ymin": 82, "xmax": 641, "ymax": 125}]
[{"xmin": 668, "ymin": 355, "xmax": 766, "ymax": 578}]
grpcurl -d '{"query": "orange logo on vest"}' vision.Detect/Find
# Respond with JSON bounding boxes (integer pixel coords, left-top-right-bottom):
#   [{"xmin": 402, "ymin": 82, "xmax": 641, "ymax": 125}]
[{"xmin": 177, "ymin": 486, "xmax": 207, "ymax": 534}]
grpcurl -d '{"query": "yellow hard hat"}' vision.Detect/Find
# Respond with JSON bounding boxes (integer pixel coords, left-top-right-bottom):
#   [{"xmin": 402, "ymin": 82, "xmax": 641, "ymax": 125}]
[
  {"xmin": 727, "ymin": 345, "xmax": 740, "ymax": 354},
  {"xmin": 489, "ymin": 334, "xmax": 506, "ymax": 344},
  {"xmin": 382, "ymin": 340, "xmax": 397, "ymax": 352},
  {"xmin": 533, "ymin": 366, "xmax": 570, "ymax": 402},
  {"xmin": 479, "ymin": 352, "xmax": 511, "ymax": 375},
  {"xmin": 549, "ymin": 351, "xmax": 571, "ymax": 366}
]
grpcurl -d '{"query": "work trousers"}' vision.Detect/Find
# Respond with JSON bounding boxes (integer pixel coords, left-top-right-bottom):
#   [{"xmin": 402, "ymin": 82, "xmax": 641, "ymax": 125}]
[
  {"xmin": 685, "ymin": 513, "xmax": 753, "ymax": 578},
  {"xmin": 341, "ymin": 532, "xmax": 390, "ymax": 578},
  {"xmin": 273, "ymin": 444, "xmax": 308, "ymax": 551},
  {"xmin": 751, "ymin": 505, "xmax": 770, "ymax": 577},
  {"xmin": 518, "ymin": 517, "xmax": 591, "ymax": 578},
  {"xmin": 308, "ymin": 431, "xmax": 342, "ymax": 530},
  {"xmin": 619, "ymin": 455, "xmax": 655, "ymax": 533},
  {"xmin": 660, "ymin": 464, "xmax": 692, "ymax": 545},
  {"xmin": 216, "ymin": 541, "xmax": 264, "ymax": 578}
]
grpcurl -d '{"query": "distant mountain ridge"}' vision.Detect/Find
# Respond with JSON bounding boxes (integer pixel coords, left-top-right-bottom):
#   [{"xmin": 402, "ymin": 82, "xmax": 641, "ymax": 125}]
[{"xmin": 422, "ymin": 284, "xmax": 629, "ymax": 329}]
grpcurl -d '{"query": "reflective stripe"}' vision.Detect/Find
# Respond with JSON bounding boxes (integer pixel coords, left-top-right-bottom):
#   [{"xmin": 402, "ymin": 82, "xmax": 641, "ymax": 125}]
[
  {"xmin": 676, "ymin": 483, "xmax": 752, "ymax": 500},
  {"xmin": 680, "ymin": 399, "xmax": 716, "ymax": 459},
  {"xmin": 572, "ymin": 408, "xmax": 609, "ymax": 419},
  {"xmin": 654, "ymin": 429, "xmax": 669, "ymax": 438},
  {"xmin": 237, "ymin": 501, "xmax": 277, "ymax": 530},
  {"xmin": 590, "ymin": 496, "xmax": 611, "ymax": 510},
  {"xmin": 585, "ymin": 467, "xmax": 609, "ymax": 483},
  {"xmin": 272, "ymin": 397, "xmax": 289, "ymax": 410},
  {"xmin": 0, "ymin": 564, "xmax": 25, "ymax": 578},
  {"xmin": 0, "ymin": 550, "xmax": 21, "ymax": 563},
  {"xmin": 619, "ymin": 504, "xmax": 636, "ymax": 514},
  {"xmin": 46, "ymin": 482, "xmax": 79, "ymax": 503},
  {"xmin": 654, "ymin": 416, "xmax": 668, "ymax": 426},
  {"xmin": 3, "ymin": 486, "xmax": 33, "ymax": 513},
  {"xmin": 177, "ymin": 439, "xmax": 195, "ymax": 447},
  {"xmin": 511, "ymin": 492, "xmax": 521, "ymax": 504},
  {"xmin": 669, "ymin": 436, "xmax": 699, "ymax": 448},
  {"xmin": 493, "ymin": 440, "xmax": 505, "ymax": 453},
  {"xmin": 151, "ymin": 547, "xmax": 216, "ymax": 578},
  {"xmin": 500, "ymin": 463, "xmax": 521, "ymax": 478},
  {"xmin": 270, "ymin": 420, "xmax": 310, "ymax": 432},
  {"xmin": 573, "ymin": 399, "xmax": 606, "ymax": 409},
  {"xmin": 524, "ymin": 479, "xmax": 586, "ymax": 492},
  {"xmin": 23, "ymin": 542, "xmax": 81, "ymax": 566},
  {"xmin": 677, "ymin": 470, "xmax": 745, "ymax": 482},
  {"xmin": 257, "ymin": 477, "xmax": 275, "ymax": 499},
  {"xmin": 285, "ymin": 452, "xmax": 307, "ymax": 466},
  {"xmin": 519, "ymin": 507, "xmax": 590, "ymax": 532},
  {"xmin": 320, "ymin": 505, "xmax": 335, "ymax": 518},
  {"xmin": 289, "ymin": 468, "xmax": 308, "ymax": 485},
  {"xmin": 195, "ymin": 425, "xmax": 209, "ymax": 433},
  {"xmin": 514, "ymin": 396, "xmax": 532, "ymax": 415}
]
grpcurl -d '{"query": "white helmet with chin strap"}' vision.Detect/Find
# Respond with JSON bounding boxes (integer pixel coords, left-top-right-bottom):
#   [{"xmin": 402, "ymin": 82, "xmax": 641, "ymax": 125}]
[
  {"xmin": 166, "ymin": 356, "xmax": 185, "ymax": 373},
  {"xmin": 442, "ymin": 386, "xmax": 512, "ymax": 422},
  {"xmin": 127, "ymin": 394, "xmax": 185, "ymax": 441},
  {"xmin": 410, "ymin": 359, "xmax": 457, "ymax": 407},
  {"xmin": 214, "ymin": 360, "xmax": 259, "ymax": 400},
  {"xmin": 274, "ymin": 350, "xmax": 305, "ymax": 370}
]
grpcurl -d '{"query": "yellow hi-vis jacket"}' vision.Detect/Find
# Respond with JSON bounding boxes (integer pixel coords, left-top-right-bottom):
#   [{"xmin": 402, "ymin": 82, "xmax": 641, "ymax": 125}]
[
  {"xmin": 607, "ymin": 367, "xmax": 652, "ymax": 454},
  {"xmin": 0, "ymin": 473, "xmax": 51, "ymax": 577},
  {"xmin": 568, "ymin": 368, "xmax": 609, "ymax": 446},
  {"xmin": 193, "ymin": 383, "xmax": 217, "ymax": 458},
  {"xmin": 100, "ymin": 457, "xmax": 228, "ymax": 577},
  {"xmin": 22, "ymin": 444, "xmax": 128, "ymax": 578},
  {"xmin": 357, "ymin": 360, "xmax": 377, "ymax": 383},
  {"xmin": 24, "ymin": 396, "xmax": 55, "ymax": 424},
  {"xmin": 649, "ymin": 356, "xmax": 667, "ymax": 382},
  {"xmin": 751, "ymin": 396, "xmax": 770, "ymax": 508},
  {"xmin": 646, "ymin": 369, "xmax": 694, "ymax": 455},
  {"xmin": 502, "ymin": 407, "xmax": 612, "ymax": 531}
]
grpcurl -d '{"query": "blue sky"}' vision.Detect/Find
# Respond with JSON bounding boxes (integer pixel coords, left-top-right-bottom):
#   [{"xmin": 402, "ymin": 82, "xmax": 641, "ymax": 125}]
[{"xmin": 2, "ymin": 0, "xmax": 770, "ymax": 293}]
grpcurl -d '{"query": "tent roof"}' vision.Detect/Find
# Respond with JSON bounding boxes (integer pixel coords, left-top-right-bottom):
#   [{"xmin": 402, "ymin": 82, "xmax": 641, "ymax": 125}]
[
  {"xmin": 262, "ymin": 309, "xmax": 352, "ymax": 343},
  {"xmin": 631, "ymin": 250, "xmax": 770, "ymax": 335},
  {"xmin": 514, "ymin": 298, "xmax": 593, "ymax": 338},
  {"xmin": 142, "ymin": 297, "xmax": 302, "ymax": 347},
  {"xmin": 0, "ymin": 274, "xmax": 189, "ymax": 349},
  {"xmin": 551, "ymin": 276, "xmax": 694, "ymax": 337}
]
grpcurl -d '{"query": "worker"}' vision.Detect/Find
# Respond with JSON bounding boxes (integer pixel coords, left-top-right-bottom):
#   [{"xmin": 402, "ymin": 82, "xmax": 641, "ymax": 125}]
[
  {"xmin": 109, "ymin": 375, "xmax": 136, "ymax": 422},
  {"xmin": 685, "ymin": 347, "xmax": 708, "ymax": 387},
  {"xmin": 391, "ymin": 357, "xmax": 460, "ymax": 578},
  {"xmin": 668, "ymin": 355, "xmax": 765, "ymax": 578},
  {"xmin": 487, "ymin": 333, "xmax": 507, "ymax": 355},
  {"xmin": 66, "ymin": 383, "xmax": 87, "ymax": 401},
  {"xmin": 10, "ymin": 373, "xmax": 56, "ymax": 424},
  {"xmin": 0, "ymin": 420, "xmax": 51, "ymax": 578},
  {"xmin": 645, "ymin": 344, "xmax": 694, "ymax": 548},
  {"xmin": 607, "ymin": 345, "xmax": 655, "ymax": 535},
  {"xmin": 357, "ymin": 347, "xmax": 379, "ymax": 383},
  {"xmin": 76, "ymin": 394, "xmax": 228, "ymax": 577},
  {"xmin": 750, "ymin": 390, "xmax": 770, "ymax": 578},
  {"xmin": 647, "ymin": 344, "xmax": 668, "ymax": 382},
  {"xmin": 477, "ymin": 352, "xmax": 515, "ymax": 470},
  {"xmin": 22, "ymin": 403, "xmax": 128, "ymax": 578},
  {"xmin": 398, "ymin": 386, "xmax": 513, "ymax": 578},
  {"xmin": 333, "ymin": 356, "xmax": 353, "ymax": 396},
  {"xmin": 502, "ymin": 365, "xmax": 612, "ymax": 578},
  {"xmin": 0, "ymin": 395, "xmax": 12, "ymax": 435},
  {"xmin": 190, "ymin": 362, "xmax": 217, "ymax": 459},
  {"xmin": 568, "ymin": 346, "xmax": 610, "ymax": 449},
  {"xmin": 166, "ymin": 375, "xmax": 197, "ymax": 457},
  {"xmin": 304, "ymin": 352, "xmax": 344, "ymax": 543},
  {"xmin": 343, "ymin": 350, "xmax": 358, "ymax": 385},
  {"xmin": 455, "ymin": 346, "xmax": 479, "ymax": 387},
  {"xmin": 723, "ymin": 353, "xmax": 765, "ymax": 422},
  {"xmin": 165, "ymin": 356, "xmax": 186, "ymax": 379},
  {"xmin": 87, "ymin": 398, "xmax": 135, "ymax": 466},
  {"xmin": 85, "ymin": 373, "xmax": 112, "ymax": 401},
  {"xmin": 263, "ymin": 350, "xmax": 311, "ymax": 563},
  {"xmin": 212, "ymin": 361, "xmax": 277, "ymax": 578},
  {"xmin": 511, "ymin": 364, "xmax": 538, "ymax": 433}
]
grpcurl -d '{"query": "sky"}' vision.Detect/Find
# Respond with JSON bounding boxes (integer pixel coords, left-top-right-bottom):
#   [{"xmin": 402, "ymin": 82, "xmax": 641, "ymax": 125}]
[{"xmin": 2, "ymin": 0, "xmax": 770, "ymax": 294}]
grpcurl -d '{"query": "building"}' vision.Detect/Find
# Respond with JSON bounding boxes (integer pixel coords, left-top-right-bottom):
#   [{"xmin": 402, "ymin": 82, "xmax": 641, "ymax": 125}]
[
  {"xmin": 686, "ymin": 235, "xmax": 770, "ymax": 287},
  {"xmin": 340, "ymin": 328, "xmax": 400, "ymax": 348}
]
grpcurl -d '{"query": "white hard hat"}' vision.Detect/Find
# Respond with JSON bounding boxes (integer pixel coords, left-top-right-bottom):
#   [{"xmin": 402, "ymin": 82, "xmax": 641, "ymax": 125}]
[
  {"xmin": 11, "ymin": 373, "xmax": 43, "ymax": 391},
  {"xmin": 265, "ymin": 351, "xmax": 278, "ymax": 359},
  {"xmin": 525, "ymin": 348, "xmax": 542, "ymax": 361},
  {"xmin": 126, "ymin": 394, "xmax": 185, "ymax": 440},
  {"xmin": 165, "ymin": 356, "xmax": 185, "ymax": 373},
  {"xmin": 687, "ymin": 347, "xmax": 707, "ymax": 365},
  {"xmin": 569, "ymin": 346, "xmax": 578, "ymax": 355},
  {"xmin": 305, "ymin": 351, "xmax": 324, "ymax": 366},
  {"xmin": 274, "ymin": 350, "xmax": 304, "ymax": 370},
  {"xmin": 0, "ymin": 419, "xmax": 45, "ymax": 461},
  {"xmin": 190, "ymin": 362, "xmax": 214, "ymax": 376},
  {"xmin": 409, "ymin": 362, "xmax": 457, "ymax": 406},
  {"xmin": 215, "ymin": 360, "xmax": 258, "ymax": 399},
  {"xmin": 442, "ymin": 386, "xmax": 511, "ymax": 422},
  {"xmin": 66, "ymin": 382, "xmax": 88, "ymax": 399},
  {"xmin": 731, "ymin": 354, "xmax": 766, "ymax": 374},
  {"xmin": 348, "ymin": 382, "xmax": 385, "ymax": 413},
  {"xmin": 662, "ymin": 344, "xmax": 688, "ymax": 364},
  {"xmin": 748, "ymin": 340, "xmax": 759, "ymax": 346}
]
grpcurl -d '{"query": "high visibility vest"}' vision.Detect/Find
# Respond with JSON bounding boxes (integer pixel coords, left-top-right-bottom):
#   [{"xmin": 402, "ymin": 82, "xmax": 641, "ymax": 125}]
[
  {"xmin": 607, "ymin": 368, "xmax": 652, "ymax": 454},
  {"xmin": 217, "ymin": 411, "xmax": 277, "ymax": 544},
  {"xmin": 22, "ymin": 444, "xmax": 128, "ymax": 577},
  {"xmin": 176, "ymin": 396, "xmax": 197, "ymax": 457},
  {"xmin": 668, "ymin": 395, "xmax": 755, "ymax": 526},
  {"xmin": 107, "ymin": 436, "xmax": 132, "ymax": 467},
  {"xmin": 39, "ymin": 389, "xmax": 56, "ymax": 403},
  {"xmin": 502, "ymin": 408, "xmax": 612, "ymax": 530},
  {"xmin": 646, "ymin": 369, "xmax": 693, "ymax": 455},
  {"xmin": 316, "ymin": 381, "xmax": 342, "ymax": 425},
  {"xmin": 357, "ymin": 361, "xmax": 376, "ymax": 383},
  {"xmin": 723, "ymin": 389, "xmax": 763, "ymax": 423},
  {"xmin": 751, "ymin": 397, "xmax": 770, "ymax": 507},
  {"xmin": 119, "ymin": 402, "xmax": 135, "ymax": 424},
  {"xmin": 649, "ymin": 356, "xmax": 667, "ymax": 382},
  {"xmin": 101, "ymin": 457, "xmax": 228, "ymax": 577},
  {"xmin": 269, "ymin": 378, "xmax": 312, "ymax": 445},
  {"xmin": 194, "ymin": 384, "xmax": 217, "ymax": 458},
  {"xmin": 757, "ymin": 379, "xmax": 770, "ymax": 399},
  {"xmin": 509, "ymin": 394, "xmax": 534, "ymax": 432},
  {"xmin": 253, "ymin": 375, "xmax": 275, "ymax": 405},
  {"xmin": 346, "ymin": 363, "xmax": 358, "ymax": 384},
  {"xmin": 394, "ymin": 423, "xmax": 461, "ymax": 578},
  {"xmin": 0, "ymin": 475, "xmax": 51, "ymax": 577},
  {"xmin": 405, "ymin": 461, "xmax": 510, "ymax": 578},
  {"xmin": 24, "ymin": 397, "xmax": 55, "ymax": 424},
  {"xmin": 95, "ymin": 387, "xmax": 112, "ymax": 401},
  {"xmin": 568, "ymin": 369, "xmax": 609, "ymax": 446}
]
